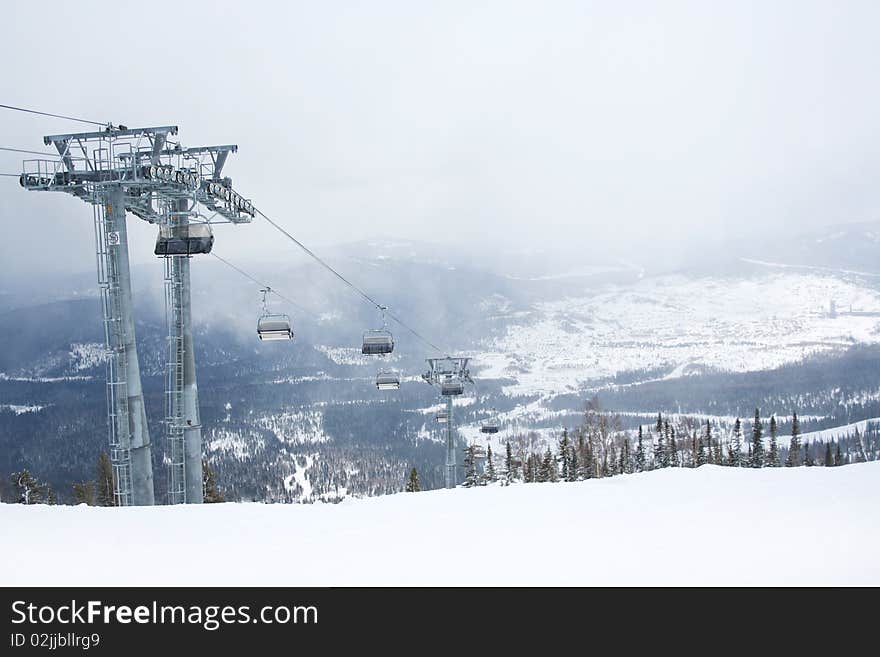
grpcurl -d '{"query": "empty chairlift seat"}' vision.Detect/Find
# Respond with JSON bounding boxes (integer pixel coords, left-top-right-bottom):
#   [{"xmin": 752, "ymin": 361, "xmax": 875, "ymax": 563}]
[
  {"xmin": 435, "ymin": 409, "xmax": 449, "ymax": 423},
  {"xmin": 257, "ymin": 314, "xmax": 293, "ymax": 341},
  {"xmin": 375, "ymin": 371, "xmax": 401, "ymax": 391},
  {"xmin": 362, "ymin": 330, "xmax": 394, "ymax": 355},
  {"xmin": 481, "ymin": 422, "xmax": 499, "ymax": 434},
  {"xmin": 154, "ymin": 224, "xmax": 214, "ymax": 256}
]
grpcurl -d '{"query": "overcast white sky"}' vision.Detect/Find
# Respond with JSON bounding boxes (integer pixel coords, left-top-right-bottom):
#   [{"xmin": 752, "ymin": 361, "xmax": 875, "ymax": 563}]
[{"xmin": 1, "ymin": 0, "xmax": 879, "ymax": 276}]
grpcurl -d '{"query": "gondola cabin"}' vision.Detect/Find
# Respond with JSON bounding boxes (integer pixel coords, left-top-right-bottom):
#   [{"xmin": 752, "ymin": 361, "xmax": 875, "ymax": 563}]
[{"xmin": 154, "ymin": 224, "xmax": 214, "ymax": 256}]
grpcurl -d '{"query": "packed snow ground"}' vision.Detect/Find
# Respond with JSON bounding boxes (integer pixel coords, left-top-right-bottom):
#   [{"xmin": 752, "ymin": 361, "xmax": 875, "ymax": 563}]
[{"xmin": 2, "ymin": 462, "xmax": 878, "ymax": 586}]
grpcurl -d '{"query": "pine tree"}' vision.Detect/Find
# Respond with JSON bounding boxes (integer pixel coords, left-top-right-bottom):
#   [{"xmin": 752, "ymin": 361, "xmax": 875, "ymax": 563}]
[
  {"xmin": 786, "ymin": 413, "xmax": 801, "ymax": 467},
  {"xmin": 824, "ymin": 442, "xmax": 833, "ymax": 467},
  {"xmin": 485, "ymin": 445, "xmax": 496, "ymax": 484},
  {"xmin": 540, "ymin": 448, "xmax": 557, "ymax": 482},
  {"xmin": 696, "ymin": 429, "xmax": 707, "ymax": 467},
  {"xmin": 11, "ymin": 470, "xmax": 49, "ymax": 505},
  {"xmin": 463, "ymin": 445, "xmax": 479, "ymax": 487},
  {"xmin": 568, "ymin": 444, "xmax": 579, "ymax": 481},
  {"xmin": 669, "ymin": 427, "xmax": 678, "ymax": 467},
  {"xmin": 712, "ymin": 431, "xmax": 722, "ymax": 466},
  {"xmin": 405, "ymin": 467, "xmax": 421, "ymax": 492},
  {"xmin": 768, "ymin": 415, "xmax": 780, "ymax": 467},
  {"xmin": 635, "ymin": 426, "xmax": 646, "ymax": 472},
  {"xmin": 751, "ymin": 408, "xmax": 764, "ymax": 468},
  {"xmin": 203, "ymin": 460, "xmax": 225, "ymax": 502},
  {"xmin": 729, "ymin": 418, "xmax": 742, "ymax": 467},
  {"xmin": 654, "ymin": 423, "xmax": 666, "ymax": 469},
  {"xmin": 504, "ymin": 441, "xmax": 518, "ymax": 483},
  {"xmin": 704, "ymin": 420, "xmax": 713, "ymax": 465},
  {"xmin": 72, "ymin": 481, "xmax": 95, "ymax": 505},
  {"xmin": 834, "ymin": 441, "xmax": 843, "ymax": 467},
  {"xmin": 96, "ymin": 451, "xmax": 116, "ymax": 506},
  {"xmin": 621, "ymin": 436, "xmax": 632, "ymax": 474},
  {"xmin": 559, "ymin": 431, "xmax": 571, "ymax": 482},
  {"xmin": 804, "ymin": 442, "xmax": 814, "ymax": 467}
]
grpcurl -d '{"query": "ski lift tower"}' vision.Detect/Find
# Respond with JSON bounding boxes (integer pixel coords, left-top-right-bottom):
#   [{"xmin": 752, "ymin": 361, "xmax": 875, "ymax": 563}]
[
  {"xmin": 19, "ymin": 126, "xmax": 254, "ymax": 505},
  {"xmin": 422, "ymin": 357, "xmax": 473, "ymax": 488}
]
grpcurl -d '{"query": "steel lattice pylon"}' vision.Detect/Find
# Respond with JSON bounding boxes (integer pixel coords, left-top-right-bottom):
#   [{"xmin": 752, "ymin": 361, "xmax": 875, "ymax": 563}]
[
  {"xmin": 422, "ymin": 357, "xmax": 473, "ymax": 488},
  {"xmin": 20, "ymin": 125, "xmax": 253, "ymax": 505}
]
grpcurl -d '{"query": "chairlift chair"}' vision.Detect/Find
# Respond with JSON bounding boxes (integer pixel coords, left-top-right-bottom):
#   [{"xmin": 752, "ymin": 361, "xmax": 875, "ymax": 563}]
[
  {"xmin": 436, "ymin": 409, "xmax": 449, "ymax": 423},
  {"xmin": 441, "ymin": 376, "xmax": 464, "ymax": 396},
  {"xmin": 376, "ymin": 370, "xmax": 401, "ymax": 391},
  {"xmin": 256, "ymin": 288, "xmax": 293, "ymax": 341},
  {"xmin": 481, "ymin": 407, "xmax": 500, "ymax": 434},
  {"xmin": 257, "ymin": 315, "xmax": 293, "ymax": 341},
  {"xmin": 362, "ymin": 329, "xmax": 394, "ymax": 355}
]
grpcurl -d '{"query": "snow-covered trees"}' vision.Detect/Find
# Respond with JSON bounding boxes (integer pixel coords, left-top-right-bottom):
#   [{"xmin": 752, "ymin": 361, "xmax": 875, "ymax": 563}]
[
  {"xmin": 751, "ymin": 409, "xmax": 764, "ymax": 468},
  {"xmin": 405, "ymin": 467, "xmax": 421, "ymax": 492},
  {"xmin": 786, "ymin": 413, "xmax": 801, "ymax": 467},
  {"xmin": 768, "ymin": 415, "xmax": 780, "ymax": 467}
]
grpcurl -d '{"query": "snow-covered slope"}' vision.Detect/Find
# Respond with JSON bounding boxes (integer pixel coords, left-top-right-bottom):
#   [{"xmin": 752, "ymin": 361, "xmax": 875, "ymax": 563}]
[{"xmin": 2, "ymin": 462, "xmax": 877, "ymax": 586}]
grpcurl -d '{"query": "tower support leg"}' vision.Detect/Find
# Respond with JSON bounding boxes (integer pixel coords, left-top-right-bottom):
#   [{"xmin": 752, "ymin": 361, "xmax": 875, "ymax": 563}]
[
  {"xmin": 445, "ymin": 396, "xmax": 455, "ymax": 488},
  {"xmin": 172, "ymin": 199, "xmax": 204, "ymax": 504},
  {"xmin": 106, "ymin": 187, "xmax": 155, "ymax": 506}
]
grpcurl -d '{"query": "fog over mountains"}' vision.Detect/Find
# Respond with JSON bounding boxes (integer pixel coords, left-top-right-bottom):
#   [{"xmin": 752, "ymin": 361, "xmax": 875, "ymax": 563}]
[{"xmin": 3, "ymin": 220, "xmax": 880, "ymax": 502}]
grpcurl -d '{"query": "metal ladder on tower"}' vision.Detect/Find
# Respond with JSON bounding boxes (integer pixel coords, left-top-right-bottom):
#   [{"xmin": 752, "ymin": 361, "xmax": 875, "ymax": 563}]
[
  {"xmin": 164, "ymin": 249, "xmax": 187, "ymax": 504},
  {"xmin": 93, "ymin": 198, "xmax": 133, "ymax": 506}
]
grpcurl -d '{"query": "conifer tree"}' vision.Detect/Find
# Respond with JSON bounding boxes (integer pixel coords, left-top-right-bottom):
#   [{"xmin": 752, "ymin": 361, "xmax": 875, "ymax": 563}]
[
  {"xmin": 729, "ymin": 418, "xmax": 742, "ymax": 467},
  {"xmin": 834, "ymin": 441, "xmax": 843, "ymax": 467},
  {"xmin": 485, "ymin": 445, "xmax": 496, "ymax": 484},
  {"xmin": 96, "ymin": 451, "xmax": 116, "ymax": 506},
  {"xmin": 463, "ymin": 445, "xmax": 479, "ymax": 487},
  {"xmin": 703, "ymin": 420, "xmax": 712, "ymax": 465},
  {"xmin": 669, "ymin": 427, "xmax": 678, "ymax": 467},
  {"xmin": 405, "ymin": 467, "xmax": 421, "ymax": 492},
  {"xmin": 635, "ymin": 426, "xmax": 646, "ymax": 472},
  {"xmin": 654, "ymin": 424, "xmax": 666, "ymax": 469},
  {"xmin": 824, "ymin": 442, "xmax": 833, "ymax": 467},
  {"xmin": 786, "ymin": 413, "xmax": 801, "ymax": 467},
  {"xmin": 751, "ymin": 408, "xmax": 764, "ymax": 468},
  {"xmin": 768, "ymin": 415, "xmax": 780, "ymax": 467},
  {"xmin": 712, "ymin": 431, "xmax": 722, "ymax": 466},
  {"xmin": 11, "ymin": 470, "xmax": 49, "ymax": 505},
  {"xmin": 72, "ymin": 481, "xmax": 95, "ymax": 505},
  {"xmin": 696, "ymin": 430, "xmax": 707, "ymax": 467},
  {"xmin": 804, "ymin": 442, "xmax": 814, "ymax": 467},
  {"xmin": 203, "ymin": 460, "xmax": 225, "ymax": 502},
  {"xmin": 621, "ymin": 436, "xmax": 632, "ymax": 474},
  {"xmin": 568, "ymin": 444, "xmax": 579, "ymax": 481},
  {"xmin": 504, "ymin": 441, "xmax": 518, "ymax": 483},
  {"xmin": 559, "ymin": 431, "xmax": 571, "ymax": 481}
]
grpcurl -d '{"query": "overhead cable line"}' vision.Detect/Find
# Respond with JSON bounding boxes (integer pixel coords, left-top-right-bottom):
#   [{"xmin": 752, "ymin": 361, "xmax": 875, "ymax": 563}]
[
  {"xmin": 254, "ymin": 208, "xmax": 445, "ymax": 354},
  {"xmin": 0, "ymin": 103, "xmax": 107, "ymax": 127},
  {"xmin": 0, "ymin": 146, "xmax": 60, "ymax": 157},
  {"xmin": 210, "ymin": 252, "xmax": 319, "ymax": 320}
]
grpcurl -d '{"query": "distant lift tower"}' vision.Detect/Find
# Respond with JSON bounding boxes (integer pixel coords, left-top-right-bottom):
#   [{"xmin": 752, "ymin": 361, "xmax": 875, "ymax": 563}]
[
  {"xmin": 20, "ymin": 126, "xmax": 254, "ymax": 505},
  {"xmin": 422, "ymin": 357, "xmax": 473, "ymax": 488}
]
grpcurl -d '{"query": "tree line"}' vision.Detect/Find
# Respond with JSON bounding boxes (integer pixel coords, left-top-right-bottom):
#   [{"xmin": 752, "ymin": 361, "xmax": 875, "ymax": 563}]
[{"xmin": 451, "ymin": 397, "xmax": 876, "ymax": 488}]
